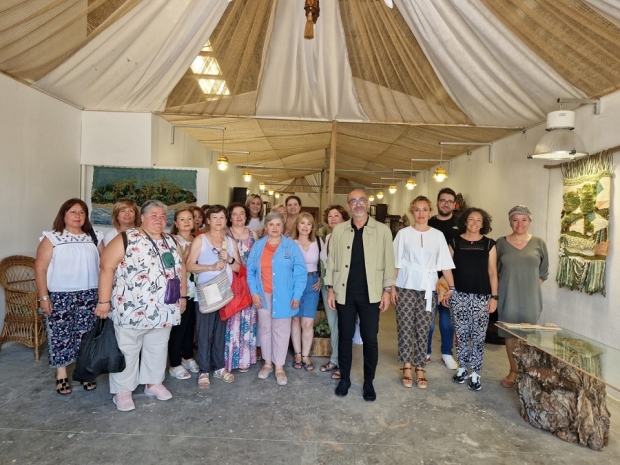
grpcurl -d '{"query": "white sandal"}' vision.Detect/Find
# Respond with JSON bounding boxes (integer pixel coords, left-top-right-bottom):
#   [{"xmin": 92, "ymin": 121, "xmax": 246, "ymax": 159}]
[
  {"xmin": 198, "ymin": 373, "xmax": 210, "ymax": 388},
  {"xmin": 214, "ymin": 368, "xmax": 235, "ymax": 383},
  {"xmin": 169, "ymin": 365, "xmax": 191, "ymax": 380},
  {"xmin": 181, "ymin": 359, "xmax": 200, "ymax": 373}
]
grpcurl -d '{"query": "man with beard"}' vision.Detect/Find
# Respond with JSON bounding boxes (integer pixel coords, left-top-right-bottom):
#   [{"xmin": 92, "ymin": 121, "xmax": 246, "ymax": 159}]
[
  {"xmin": 325, "ymin": 189, "xmax": 395, "ymax": 401},
  {"xmin": 427, "ymin": 187, "xmax": 460, "ymax": 370}
]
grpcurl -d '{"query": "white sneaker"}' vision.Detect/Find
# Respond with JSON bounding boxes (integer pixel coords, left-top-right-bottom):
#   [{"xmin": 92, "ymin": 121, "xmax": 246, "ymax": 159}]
[
  {"xmin": 425, "ymin": 354, "xmax": 431, "ymax": 363},
  {"xmin": 442, "ymin": 354, "xmax": 459, "ymax": 370}
]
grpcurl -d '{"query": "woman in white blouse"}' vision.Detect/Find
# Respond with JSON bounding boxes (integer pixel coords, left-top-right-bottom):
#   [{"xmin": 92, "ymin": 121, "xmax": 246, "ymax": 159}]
[
  {"xmin": 392, "ymin": 196, "xmax": 455, "ymax": 390},
  {"xmin": 35, "ymin": 198, "xmax": 104, "ymax": 395}
]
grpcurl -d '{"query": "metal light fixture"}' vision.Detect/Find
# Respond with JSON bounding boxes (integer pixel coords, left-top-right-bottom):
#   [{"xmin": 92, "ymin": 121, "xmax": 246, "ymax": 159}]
[
  {"xmin": 267, "ymin": 187, "xmax": 274, "ymax": 196},
  {"xmin": 406, "ymin": 160, "xmax": 416, "ymax": 190},
  {"xmin": 369, "ymin": 193, "xmax": 375, "ymax": 202},
  {"xmin": 274, "ymin": 191, "xmax": 280, "ymax": 199},
  {"xmin": 388, "ymin": 184, "xmax": 397, "ymax": 194},
  {"xmin": 377, "ymin": 190, "xmax": 384, "ymax": 200},
  {"xmin": 242, "ymin": 170, "xmax": 252, "ymax": 182},
  {"xmin": 216, "ymin": 155, "xmax": 229, "ymax": 171},
  {"xmin": 529, "ymin": 110, "xmax": 588, "ymax": 161},
  {"xmin": 259, "ymin": 181, "xmax": 266, "ymax": 191},
  {"xmin": 433, "ymin": 145, "xmax": 448, "ymax": 182}
]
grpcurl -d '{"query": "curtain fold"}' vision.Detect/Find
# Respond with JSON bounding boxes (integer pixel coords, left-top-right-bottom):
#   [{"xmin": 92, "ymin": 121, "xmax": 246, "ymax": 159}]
[{"xmin": 35, "ymin": 0, "xmax": 230, "ymax": 111}]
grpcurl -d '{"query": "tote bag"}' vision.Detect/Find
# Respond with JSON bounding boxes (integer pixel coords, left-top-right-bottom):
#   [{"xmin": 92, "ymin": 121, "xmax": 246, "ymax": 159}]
[
  {"xmin": 219, "ymin": 264, "xmax": 253, "ymax": 321},
  {"xmin": 196, "ymin": 269, "xmax": 233, "ymax": 313}
]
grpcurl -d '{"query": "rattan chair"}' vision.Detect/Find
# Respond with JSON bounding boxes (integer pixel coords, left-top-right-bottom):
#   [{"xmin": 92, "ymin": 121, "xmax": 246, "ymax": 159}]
[{"xmin": 0, "ymin": 255, "xmax": 46, "ymax": 360}]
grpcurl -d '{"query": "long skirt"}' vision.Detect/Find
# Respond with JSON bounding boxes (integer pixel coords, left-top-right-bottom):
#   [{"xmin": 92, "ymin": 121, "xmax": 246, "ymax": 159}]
[{"xmin": 224, "ymin": 305, "xmax": 257, "ymax": 371}]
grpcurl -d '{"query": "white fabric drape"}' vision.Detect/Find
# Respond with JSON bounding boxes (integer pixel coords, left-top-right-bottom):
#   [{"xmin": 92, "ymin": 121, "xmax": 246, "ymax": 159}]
[
  {"xmin": 394, "ymin": 0, "xmax": 585, "ymax": 126},
  {"xmin": 35, "ymin": 0, "xmax": 230, "ymax": 111},
  {"xmin": 255, "ymin": 0, "xmax": 367, "ymax": 122}
]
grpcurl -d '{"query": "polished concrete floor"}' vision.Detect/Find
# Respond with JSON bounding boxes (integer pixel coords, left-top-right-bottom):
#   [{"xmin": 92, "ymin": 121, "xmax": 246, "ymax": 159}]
[{"xmin": 0, "ymin": 308, "xmax": 618, "ymax": 465}]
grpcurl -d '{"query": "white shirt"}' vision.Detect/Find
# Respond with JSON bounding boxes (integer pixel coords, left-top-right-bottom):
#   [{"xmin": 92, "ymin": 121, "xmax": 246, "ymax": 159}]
[
  {"xmin": 103, "ymin": 228, "xmax": 119, "ymax": 246},
  {"xmin": 41, "ymin": 230, "xmax": 103, "ymax": 292},
  {"xmin": 248, "ymin": 217, "xmax": 264, "ymax": 234},
  {"xmin": 393, "ymin": 227, "xmax": 454, "ymax": 311}
]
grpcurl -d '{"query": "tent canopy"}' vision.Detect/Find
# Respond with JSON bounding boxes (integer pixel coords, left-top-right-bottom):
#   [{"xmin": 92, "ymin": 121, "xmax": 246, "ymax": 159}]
[{"xmin": 2, "ymin": 0, "xmax": 620, "ymax": 186}]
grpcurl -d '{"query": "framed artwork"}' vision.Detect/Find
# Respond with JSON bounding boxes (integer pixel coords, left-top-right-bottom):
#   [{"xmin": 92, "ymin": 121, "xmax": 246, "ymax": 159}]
[{"xmin": 90, "ymin": 166, "xmax": 197, "ymax": 226}]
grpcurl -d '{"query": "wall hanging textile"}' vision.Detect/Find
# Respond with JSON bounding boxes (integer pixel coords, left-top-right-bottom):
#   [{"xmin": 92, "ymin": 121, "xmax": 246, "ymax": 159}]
[{"xmin": 556, "ymin": 149, "xmax": 614, "ymax": 295}]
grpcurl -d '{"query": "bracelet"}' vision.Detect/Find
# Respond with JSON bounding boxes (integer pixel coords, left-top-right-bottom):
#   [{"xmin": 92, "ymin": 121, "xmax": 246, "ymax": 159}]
[
  {"xmin": 98, "ymin": 301, "xmax": 111, "ymax": 305},
  {"xmin": 449, "ymin": 286, "xmax": 456, "ymax": 291},
  {"xmin": 228, "ymin": 257, "xmax": 236, "ymax": 265},
  {"xmin": 38, "ymin": 295, "xmax": 49, "ymax": 302}
]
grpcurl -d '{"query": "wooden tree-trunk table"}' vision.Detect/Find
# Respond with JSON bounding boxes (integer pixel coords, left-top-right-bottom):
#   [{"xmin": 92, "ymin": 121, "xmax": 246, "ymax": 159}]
[{"xmin": 497, "ymin": 323, "xmax": 618, "ymax": 451}]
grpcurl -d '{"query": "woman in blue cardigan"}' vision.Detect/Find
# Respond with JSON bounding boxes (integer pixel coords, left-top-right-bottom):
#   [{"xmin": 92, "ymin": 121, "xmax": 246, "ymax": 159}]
[{"xmin": 247, "ymin": 211, "xmax": 307, "ymax": 386}]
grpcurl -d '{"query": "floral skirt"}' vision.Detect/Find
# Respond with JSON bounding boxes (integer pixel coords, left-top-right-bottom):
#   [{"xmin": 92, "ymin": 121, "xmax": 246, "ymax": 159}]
[
  {"xmin": 224, "ymin": 305, "xmax": 257, "ymax": 371},
  {"xmin": 45, "ymin": 289, "xmax": 98, "ymax": 369}
]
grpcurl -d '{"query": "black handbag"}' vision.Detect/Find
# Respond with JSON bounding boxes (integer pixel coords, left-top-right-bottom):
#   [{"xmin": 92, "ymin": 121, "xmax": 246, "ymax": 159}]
[{"xmin": 73, "ymin": 318, "xmax": 126, "ymax": 383}]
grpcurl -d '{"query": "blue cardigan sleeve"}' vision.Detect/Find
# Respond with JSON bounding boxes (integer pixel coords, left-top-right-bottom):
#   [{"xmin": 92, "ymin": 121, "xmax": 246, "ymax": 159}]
[{"xmin": 246, "ymin": 241, "xmax": 261, "ymax": 295}]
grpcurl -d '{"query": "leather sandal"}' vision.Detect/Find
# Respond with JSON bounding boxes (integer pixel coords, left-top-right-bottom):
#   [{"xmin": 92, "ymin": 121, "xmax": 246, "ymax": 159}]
[
  {"xmin": 56, "ymin": 378, "xmax": 72, "ymax": 395},
  {"xmin": 301, "ymin": 356, "xmax": 314, "ymax": 371},
  {"xmin": 320, "ymin": 362, "xmax": 338, "ymax": 373},
  {"xmin": 501, "ymin": 370, "xmax": 518, "ymax": 388},
  {"xmin": 82, "ymin": 381, "xmax": 97, "ymax": 391},
  {"xmin": 415, "ymin": 368, "xmax": 428, "ymax": 389},
  {"xmin": 292, "ymin": 352, "xmax": 303, "ymax": 369},
  {"xmin": 198, "ymin": 373, "xmax": 210, "ymax": 388},
  {"xmin": 400, "ymin": 366, "xmax": 413, "ymax": 388}
]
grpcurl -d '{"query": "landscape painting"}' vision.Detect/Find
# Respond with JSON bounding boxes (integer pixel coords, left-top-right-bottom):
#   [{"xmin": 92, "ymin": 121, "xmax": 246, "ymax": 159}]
[{"xmin": 91, "ymin": 167, "xmax": 197, "ymax": 226}]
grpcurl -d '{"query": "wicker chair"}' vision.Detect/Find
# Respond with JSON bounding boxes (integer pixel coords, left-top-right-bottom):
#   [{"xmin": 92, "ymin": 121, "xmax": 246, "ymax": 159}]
[{"xmin": 0, "ymin": 255, "xmax": 46, "ymax": 360}]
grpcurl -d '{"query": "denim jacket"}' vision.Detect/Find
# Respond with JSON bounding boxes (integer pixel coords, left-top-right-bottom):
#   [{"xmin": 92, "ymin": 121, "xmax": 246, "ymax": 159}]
[{"xmin": 247, "ymin": 235, "xmax": 307, "ymax": 318}]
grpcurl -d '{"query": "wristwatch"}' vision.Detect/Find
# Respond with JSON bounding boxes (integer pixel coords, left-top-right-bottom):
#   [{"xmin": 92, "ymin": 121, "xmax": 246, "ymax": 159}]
[
  {"xmin": 326, "ymin": 285, "xmax": 333, "ymax": 290},
  {"xmin": 383, "ymin": 287, "xmax": 392, "ymax": 292},
  {"xmin": 182, "ymin": 296, "xmax": 190, "ymax": 301},
  {"xmin": 490, "ymin": 295, "xmax": 499, "ymax": 300}
]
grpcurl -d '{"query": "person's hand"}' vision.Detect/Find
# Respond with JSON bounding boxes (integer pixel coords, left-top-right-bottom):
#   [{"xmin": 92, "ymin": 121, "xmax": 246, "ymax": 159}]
[
  {"xmin": 327, "ymin": 288, "xmax": 336, "ymax": 310},
  {"xmin": 179, "ymin": 298, "xmax": 187, "ymax": 314},
  {"xmin": 252, "ymin": 293, "xmax": 264, "ymax": 309},
  {"xmin": 379, "ymin": 291, "xmax": 391, "ymax": 312},
  {"xmin": 94, "ymin": 302, "xmax": 110, "ymax": 319},
  {"xmin": 487, "ymin": 298, "xmax": 497, "ymax": 314},
  {"xmin": 390, "ymin": 288, "xmax": 398, "ymax": 306},
  {"xmin": 291, "ymin": 299, "xmax": 300, "ymax": 310},
  {"xmin": 39, "ymin": 299, "xmax": 52, "ymax": 316},
  {"xmin": 440, "ymin": 290, "xmax": 453, "ymax": 307},
  {"xmin": 218, "ymin": 250, "xmax": 230, "ymax": 262},
  {"xmin": 312, "ymin": 277, "xmax": 321, "ymax": 292},
  {"xmin": 214, "ymin": 260, "xmax": 225, "ymax": 271}
]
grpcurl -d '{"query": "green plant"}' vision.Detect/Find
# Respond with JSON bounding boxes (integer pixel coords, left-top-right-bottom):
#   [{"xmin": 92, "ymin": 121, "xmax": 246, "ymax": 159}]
[{"xmin": 314, "ymin": 317, "xmax": 331, "ymax": 338}]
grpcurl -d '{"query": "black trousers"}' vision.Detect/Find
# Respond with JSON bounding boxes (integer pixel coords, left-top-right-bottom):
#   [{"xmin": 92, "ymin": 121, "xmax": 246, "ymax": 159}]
[
  {"xmin": 337, "ymin": 292, "xmax": 381, "ymax": 382},
  {"xmin": 167, "ymin": 298, "xmax": 196, "ymax": 367},
  {"xmin": 195, "ymin": 302, "xmax": 226, "ymax": 374}
]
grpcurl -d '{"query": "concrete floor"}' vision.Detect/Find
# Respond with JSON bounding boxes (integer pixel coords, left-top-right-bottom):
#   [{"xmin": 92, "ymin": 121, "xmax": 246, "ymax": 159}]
[{"xmin": 0, "ymin": 309, "xmax": 618, "ymax": 465}]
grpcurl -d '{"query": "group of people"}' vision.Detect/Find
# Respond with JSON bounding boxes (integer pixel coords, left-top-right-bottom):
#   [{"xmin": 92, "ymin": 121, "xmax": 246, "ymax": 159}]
[{"xmin": 34, "ymin": 187, "xmax": 547, "ymax": 410}]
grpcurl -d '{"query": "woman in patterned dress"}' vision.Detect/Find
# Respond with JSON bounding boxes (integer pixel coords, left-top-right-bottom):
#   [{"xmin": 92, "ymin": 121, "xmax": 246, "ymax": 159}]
[
  {"xmin": 35, "ymin": 198, "xmax": 104, "ymax": 395},
  {"xmin": 391, "ymin": 196, "xmax": 455, "ymax": 389},
  {"xmin": 96, "ymin": 200, "xmax": 187, "ymax": 412},
  {"xmin": 224, "ymin": 202, "xmax": 259, "ymax": 373}
]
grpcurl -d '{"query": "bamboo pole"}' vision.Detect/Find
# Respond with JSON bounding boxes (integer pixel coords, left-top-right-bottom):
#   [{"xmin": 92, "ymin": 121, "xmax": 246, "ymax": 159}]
[{"xmin": 329, "ymin": 121, "xmax": 337, "ymax": 204}]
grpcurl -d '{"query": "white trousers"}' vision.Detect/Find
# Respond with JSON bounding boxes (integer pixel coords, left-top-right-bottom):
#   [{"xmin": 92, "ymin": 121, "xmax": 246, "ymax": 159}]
[{"xmin": 109, "ymin": 325, "xmax": 172, "ymax": 394}]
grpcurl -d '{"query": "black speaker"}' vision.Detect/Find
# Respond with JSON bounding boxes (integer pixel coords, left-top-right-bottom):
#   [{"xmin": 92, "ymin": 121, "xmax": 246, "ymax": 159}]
[
  {"xmin": 375, "ymin": 204, "xmax": 388, "ymax": 223},
  {"xmin": 231, "ymin": 187, "xmax": 249, "ymax": 204}
]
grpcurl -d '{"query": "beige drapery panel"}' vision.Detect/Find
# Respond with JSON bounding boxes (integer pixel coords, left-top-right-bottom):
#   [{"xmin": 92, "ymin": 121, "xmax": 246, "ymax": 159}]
[
  {"xmin": 0, "ymin": 0, "xmax": 142, "ymax": 82},
  {"xmin": 481, "ymin": 0, "xmax": 620, "ymax": 98},
  {"xmin": 165, "ymin": 0, "xmax": 275, "ymax": 116}
]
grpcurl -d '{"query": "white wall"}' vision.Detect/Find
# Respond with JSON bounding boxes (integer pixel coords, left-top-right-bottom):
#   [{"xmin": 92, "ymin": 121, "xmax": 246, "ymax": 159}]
[
  {"xmin": 413, "ymin": 91, "xmax": 620, "ymax": 361},
  {"xmin": 0, "ymin": 73, "xmax": 82, "ymax": 331},
  {"xmin": 81, "ymin": 111, "xmax": 152, "ymax": 167}
]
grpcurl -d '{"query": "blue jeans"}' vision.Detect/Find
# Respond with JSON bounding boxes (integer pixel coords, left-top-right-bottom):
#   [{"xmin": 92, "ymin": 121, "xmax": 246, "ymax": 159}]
[{"xmin": 426, "ymin": 302, "xmax": 454, "ymax": 356}]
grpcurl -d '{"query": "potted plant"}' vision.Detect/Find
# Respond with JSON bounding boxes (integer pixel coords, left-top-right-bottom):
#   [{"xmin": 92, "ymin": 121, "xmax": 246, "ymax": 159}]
[{"xmin": 309, "ymin": 317, "xmax": 332, "ymax": 357}]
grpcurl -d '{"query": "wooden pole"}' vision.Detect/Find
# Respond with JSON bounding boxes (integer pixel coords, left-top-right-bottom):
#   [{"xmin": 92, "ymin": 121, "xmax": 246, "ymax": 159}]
[{"xmin": 329, "ymin": 120, "xmax": 337, "ymax": 204}]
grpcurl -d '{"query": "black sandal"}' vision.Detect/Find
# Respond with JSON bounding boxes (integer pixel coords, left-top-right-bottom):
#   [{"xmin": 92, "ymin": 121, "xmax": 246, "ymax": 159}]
[
  {"xmin": 82, "ymin": 381, "xmax": 97, "ymax": 391},
  {"xmin": 292, "ymin": 352, "xmax": 303, "ymax": 369},
  {"xmin": 302, "ymin": 356, "xmax": 314, "ymax": 371},
  {"xmin": 320, "ymin": 362, "xmax": 338, "ymax": 373},
  {"xmin": 56, "ymin": 378, "xmax": 72, "ymax": 395}
]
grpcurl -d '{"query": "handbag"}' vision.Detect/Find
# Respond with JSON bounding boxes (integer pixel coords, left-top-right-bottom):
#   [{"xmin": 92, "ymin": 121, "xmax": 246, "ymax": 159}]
[
  {"xmin": 73, "ymin": 318, "xmax": 126, "ymax": 383},
  {"xmin": 196, "ymin": 269, "xmax": 233, "ymax": 313},
  {"xmin": 220, "ymin": 264, "xmax": 253, "ymax": 321},
  {"xmin": 164, "ymin": 276, "xmax": 182, "ymax": 304}
]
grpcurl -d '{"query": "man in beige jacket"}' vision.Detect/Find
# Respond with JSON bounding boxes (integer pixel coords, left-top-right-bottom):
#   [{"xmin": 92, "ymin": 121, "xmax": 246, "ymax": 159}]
[{"xmin": 325, "ymin": 189, "xmax": 395, "ymax": 401}]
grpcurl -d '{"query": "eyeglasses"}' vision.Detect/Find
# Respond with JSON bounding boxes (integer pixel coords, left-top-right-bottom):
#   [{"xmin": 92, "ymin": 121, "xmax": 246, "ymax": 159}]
[
  {"xmin": 438, "ymin": 199, "xmax": 455, "ymax": 205},
  {"xmin": 347, "ymin": 198, "xmax": 367, "ymax": 206}
]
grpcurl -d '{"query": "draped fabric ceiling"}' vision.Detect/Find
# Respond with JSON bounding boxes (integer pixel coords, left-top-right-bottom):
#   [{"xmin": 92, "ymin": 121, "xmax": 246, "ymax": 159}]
[{"xmin": 2, "ymin": 0, "xmax": 620, "ymax": 187}]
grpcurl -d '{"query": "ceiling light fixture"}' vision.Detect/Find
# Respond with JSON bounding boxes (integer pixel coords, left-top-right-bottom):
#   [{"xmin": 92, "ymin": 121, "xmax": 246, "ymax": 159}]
[
  {"xmin": 433, "ymin": 145, "xmax": 448, "ymax": 182},
  {"xmin": 377, "ymin": 190, "xmax": 384, "ymax": 200},
  {"xmin": 242, "ymin": 152, "xmax": 252, "ymax": 181},
  {"xmin": 529, "ymin": 109, "xmax": 590, "ymax": 161},
  {"xmin": 406, "ymin": 160, "xmax": 416, "ymax": 190},
  {"xmin": 259, "ymin": 181, "xmax": 266, "ymax": 191},
  {"xmin": 388, "ymin": 170, "xmax": 397, "ymax": 194},
  {"xmin": 274, "ymin": 191, "xmax": 280, "ymax": 199},
  {"xmin": 217, "ymin": 155, "xmax": 229, "ymax": 171},
  {"xmin": 268, "ymin": 187, "xmax": 274, "ymax": 196},
  {"xmin": 369, "ymin": 193, "xmax": 375, "ymax": 202}
]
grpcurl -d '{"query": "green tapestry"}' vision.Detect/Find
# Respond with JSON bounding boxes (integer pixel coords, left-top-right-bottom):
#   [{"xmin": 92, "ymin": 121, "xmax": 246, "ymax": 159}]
[{"xmin": 556, "ymin": 150, "xmax": 613, "ymax": 295}]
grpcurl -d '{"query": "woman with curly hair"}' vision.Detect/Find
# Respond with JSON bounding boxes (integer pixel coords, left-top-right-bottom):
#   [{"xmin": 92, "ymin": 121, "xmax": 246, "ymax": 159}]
[
  {"xmin": 448, "ymin": 208, "xmax": 498, "ymax": 391},
  {"xmin": 318, "ymin": 205, "xmax": 349, "ymax": 379}
]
